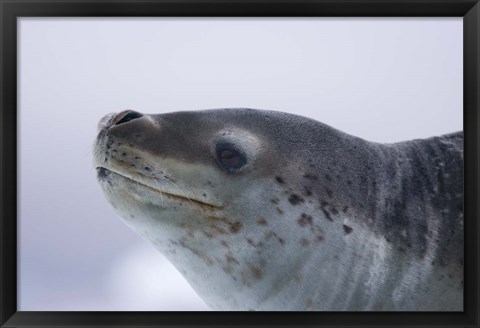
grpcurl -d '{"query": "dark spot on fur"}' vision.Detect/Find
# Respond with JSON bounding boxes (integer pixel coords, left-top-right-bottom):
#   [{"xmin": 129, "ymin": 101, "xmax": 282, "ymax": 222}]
[
  {"xmin": 130, "ymin": 163, "xmax": 135, "ymax": 167},
  {"xmin": 134, "ymin": 156, "xmax": 140, "ymax": 160},
  {"xmin": 347, "ymin": 180, "xmax": 353, "ymax": 186},
  {"xmin": 343, "ymin": 205, "xmax": 349, "ymax": 213},
  {"xmin": 275, "ymin": 176, "xmax": 285, "ymax": 183},
  {"xmin": 298, "ymin": 213, "xmax": 313, "ymax": 227},
  {"xmin": 288, "ymin": 194, "xmax": 304, "ymax": 205},
  {"xmin": 129, "ymin": 214, "xmax": 135, "ymax": 219},
  {"xmin": 220, "ymin": 240, "xmax": 229, "ymax": 248},
  {"xmin": 342, "ymin": 225, "xmax": 353, "ymax": 234},
  {"xmin": 320, "ymin": 204, "xmax": 333, "ymax": 221},
  {"xmin": 331, "ymin": 207, "xmax": 338, "ymax": 215},
  {"xmin": 303, "ymin": 186, "xmax": 313, "ymax": 196},
  {"xmin": 112, "ymin": 149, "xmax": 117, "ymax": 153},
  {"xmin": 247, "ymin": 263, "xmax": 263, "ymax": 280},
  {"xmin": 226, "ymin": 254, "xmax": 239, "ymax": 265},
  {"xmin": 315, "ymin": 234, "xmax": 324, "ymax": 242},
  {"xmin": 271, "ymin": 198, "xmax": 279, "ymax": 204},
  {"xmin": 229, "ymin": 221, "xmax": 243, "ymax": 234},
  {"xmin": 277, "ymin": 208, "xmax": 284, "ymax": 214},
  {"xmin": 222, "ymin": 266, "xmax": 233, "ymax": 274},
  {"xmin": 265, "ymin": 231, "xmax": 285, "ymax": 246},
  {"xmin": 134, "ymin": 134, "xmax": 141, "ymax": 138},
  {"xmin": 257, "ymin": 218, "xmax": 268, "ymax": 226},
  {"xmin": 144, "ymin": 167, "xmax": 151, "ymax": 171},
  {"xmin": 300, "ymin": 238, "xmax": 310, "ymax": 247},
  {"xmin": 122, "ymin": 152, "xmax": 127, "ymax": 156},
  {"xmin": 303, "ymin": 173, "xmax": 318, "ymax": 180},
  {"xmin": 324, "ymin": 174, "xmax": 332, "ymax": 182}
]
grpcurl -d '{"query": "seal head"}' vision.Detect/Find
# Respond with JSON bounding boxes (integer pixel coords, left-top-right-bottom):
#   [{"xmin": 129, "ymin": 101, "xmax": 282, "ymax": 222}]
[{"xmin": 94, "ymin": 108, "xmax": 463, "ymax": 311}]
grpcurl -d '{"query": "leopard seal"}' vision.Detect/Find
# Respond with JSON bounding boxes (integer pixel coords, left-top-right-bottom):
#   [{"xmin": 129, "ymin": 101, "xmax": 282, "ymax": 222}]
[{"xmin": 93, "ymin": 108, "xmax": 463, "ymax": 311}]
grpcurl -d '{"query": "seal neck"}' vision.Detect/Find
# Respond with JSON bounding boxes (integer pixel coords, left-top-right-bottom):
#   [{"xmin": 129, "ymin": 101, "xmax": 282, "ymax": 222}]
[{"xmin": 374, "ymin": 133, "xmax": 463, "ymax": 259}]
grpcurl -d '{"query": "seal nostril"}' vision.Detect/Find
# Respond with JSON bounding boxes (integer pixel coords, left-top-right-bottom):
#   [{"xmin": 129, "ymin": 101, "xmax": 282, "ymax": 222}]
[{"xmin": 115, "ymin": 111, "xmax": 143, "ymax": 126}]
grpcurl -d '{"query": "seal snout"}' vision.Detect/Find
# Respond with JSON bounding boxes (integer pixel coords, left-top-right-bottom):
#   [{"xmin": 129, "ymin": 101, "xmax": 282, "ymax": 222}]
[{"xmin": 97, "ymin": 110, "xmax": 144, "ymax": 132}]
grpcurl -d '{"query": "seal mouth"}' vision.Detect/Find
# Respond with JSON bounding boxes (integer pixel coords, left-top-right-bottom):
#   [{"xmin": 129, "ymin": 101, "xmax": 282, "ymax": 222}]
[{"xmin": 96, "ymin": 167, "xmax": 222, "ymax": 209}]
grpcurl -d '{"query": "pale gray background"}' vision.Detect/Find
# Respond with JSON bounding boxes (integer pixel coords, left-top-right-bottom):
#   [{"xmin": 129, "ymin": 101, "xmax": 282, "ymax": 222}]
[{"xmin": 18, "ymin": 18, "xmax": 462, "ymax": 311}]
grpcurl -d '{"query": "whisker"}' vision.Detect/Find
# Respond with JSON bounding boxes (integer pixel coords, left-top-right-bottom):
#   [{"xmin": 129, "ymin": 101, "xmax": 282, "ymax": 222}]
[
  {"xmin": 135, "ymin": 157, "xmax": 194, "ymax": 207},
  {"xmin": 135, "ymin": 161, "xmax": 167, "ymax": 207},
  {"xmin": 165, "ymin": 178, "xmax": 195, "ymax": 207}
]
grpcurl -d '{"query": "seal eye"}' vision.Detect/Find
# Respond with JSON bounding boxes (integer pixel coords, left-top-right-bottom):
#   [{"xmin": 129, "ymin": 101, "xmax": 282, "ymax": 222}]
[{"xmin": 216, "ymin": 144, "xmax": 246, "ymax": 172}]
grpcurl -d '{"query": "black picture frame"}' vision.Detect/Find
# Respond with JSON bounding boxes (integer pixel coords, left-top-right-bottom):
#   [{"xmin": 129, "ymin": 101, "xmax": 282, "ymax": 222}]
[{"xmin": 1, "ymin": 0, "xmax": 478, "ymax": 327}]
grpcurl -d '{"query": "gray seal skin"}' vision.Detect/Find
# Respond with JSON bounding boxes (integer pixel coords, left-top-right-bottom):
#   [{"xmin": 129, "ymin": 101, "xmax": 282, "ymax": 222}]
[{"xmin": 93, "ymin": 108, "xmax": 463, "ymax": 311}]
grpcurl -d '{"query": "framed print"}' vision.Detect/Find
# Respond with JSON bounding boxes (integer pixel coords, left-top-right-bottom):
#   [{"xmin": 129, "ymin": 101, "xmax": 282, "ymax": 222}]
[{"xmin": 1, "ymin": 0, "xmax": 478, "ymax": 327}]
